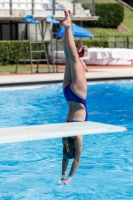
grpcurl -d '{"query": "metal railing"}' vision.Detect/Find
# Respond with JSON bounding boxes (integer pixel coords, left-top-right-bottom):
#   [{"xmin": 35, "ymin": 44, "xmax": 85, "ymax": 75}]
[
  {"xmin": 48, "ymin": 36, "xmax": 133, "ymax": 51},
  {"xmin": 94, "ymin": 36, "xmax": 133, "ymax": 49},
  {"xmin": 6, "ymin": 0, "xmax": 95, "ymax": 17}
]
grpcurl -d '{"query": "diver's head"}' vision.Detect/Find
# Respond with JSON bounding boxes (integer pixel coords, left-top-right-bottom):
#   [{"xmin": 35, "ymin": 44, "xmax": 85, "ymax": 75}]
[
  {"xmin": 63, "ymin": 137, "xmax": 76, "ymax": 159},
  {"xmin": 76, "ymin": 40, "xmax": 83, "ymax": 49}
]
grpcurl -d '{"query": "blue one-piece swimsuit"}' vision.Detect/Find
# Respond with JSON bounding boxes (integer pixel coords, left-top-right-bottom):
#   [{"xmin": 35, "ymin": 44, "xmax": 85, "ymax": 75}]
[{"xmin": 63, "ymin": 84, "xmax": 88, "ymax": 122}]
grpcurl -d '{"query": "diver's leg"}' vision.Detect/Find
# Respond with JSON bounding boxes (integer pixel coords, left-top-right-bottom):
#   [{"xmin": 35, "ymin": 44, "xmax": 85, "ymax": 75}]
[
  {"xmin": 63, "ymin": 23, "xmax": 72, "ymax": 88},
  {"xmin": 63, "ymin": 10, "xmax": 87, "ymax": 99}
]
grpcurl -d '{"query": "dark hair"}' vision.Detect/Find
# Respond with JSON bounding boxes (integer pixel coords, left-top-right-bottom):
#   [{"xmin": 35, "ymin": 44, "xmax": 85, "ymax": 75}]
[
  {"xmin": 76, "ymin": 40, "xmax": 83, "ymax": 46},
  {"xmin": 63, "ymin": 137, "xmax": 76, "ymax": 159}
]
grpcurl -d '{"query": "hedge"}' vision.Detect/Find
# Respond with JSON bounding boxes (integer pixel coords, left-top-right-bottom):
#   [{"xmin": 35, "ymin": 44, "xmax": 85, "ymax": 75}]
[
  {"xmin": 83, "ymin": 3, "xmax": 124, "ymax": 28},
  {"xmin": 0, "ymin": 40, "xmax": 49, "ymax": 65},
  {"xmin": 0, "ymin": 40, "xmax": 108, "ymax": 65},
  {"xmin": 80, "ymin": 39, "xmax": 108, "ymax": 48}
]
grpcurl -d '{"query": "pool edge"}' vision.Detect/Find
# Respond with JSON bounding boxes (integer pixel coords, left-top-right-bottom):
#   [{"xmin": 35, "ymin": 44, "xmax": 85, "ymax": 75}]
[{"xmin": 0, "ymin": 76, "xmax": 133, "ymax": 87}]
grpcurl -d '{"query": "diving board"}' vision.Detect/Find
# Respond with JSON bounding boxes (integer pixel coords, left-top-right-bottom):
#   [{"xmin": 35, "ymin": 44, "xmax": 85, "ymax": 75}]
[{"xmin": 0, "ymin": 121, "xmax": 127, "ymax": 144}]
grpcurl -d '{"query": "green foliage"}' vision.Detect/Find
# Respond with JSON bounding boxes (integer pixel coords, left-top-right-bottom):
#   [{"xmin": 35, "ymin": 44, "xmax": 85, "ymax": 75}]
[
  {"xmin": 82, "ymin": 3, "xmax": 90, "ymax": 10},
  {"xmin": 0, "ymin": 40, "xmax": 108, "ymax": 65},
  {"xmin": 0, "ymin": 40, "xmax": 50, "ymax": 65},
  {"xmin": 79, "ymin": 39, "xmax": 108, "ymax": 48},
  {"xmin": 83, "ymin": 3, "xmax": 124, "ymax": 28}
]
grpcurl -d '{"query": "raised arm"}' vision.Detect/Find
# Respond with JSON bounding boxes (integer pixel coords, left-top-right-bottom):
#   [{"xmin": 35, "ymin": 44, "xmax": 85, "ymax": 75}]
[
  {"xmin": 62, "ymin": 136, "xmax": 82, "ymax": 184},
  {"xmin": 69, "ymin": 136, "xmax": 82, "ymax": 176}
]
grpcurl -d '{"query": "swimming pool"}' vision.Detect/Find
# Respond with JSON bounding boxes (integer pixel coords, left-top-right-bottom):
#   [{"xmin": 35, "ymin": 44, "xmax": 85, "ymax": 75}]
[{"xmin": 0, "ymin": 81, "xmax": 133, "ymax": 200}]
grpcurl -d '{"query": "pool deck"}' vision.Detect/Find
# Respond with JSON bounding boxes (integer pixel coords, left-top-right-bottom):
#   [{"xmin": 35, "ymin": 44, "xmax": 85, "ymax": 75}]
[{"xmin": 0, "ymin": 65, "xmax": 133, "ymax": 86}]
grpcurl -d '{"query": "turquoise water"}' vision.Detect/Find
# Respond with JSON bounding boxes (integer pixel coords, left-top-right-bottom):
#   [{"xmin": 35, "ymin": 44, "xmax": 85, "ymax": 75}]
[{"xmin": 0, "ymin": 81, "xmax": 133, "ymax": 200}]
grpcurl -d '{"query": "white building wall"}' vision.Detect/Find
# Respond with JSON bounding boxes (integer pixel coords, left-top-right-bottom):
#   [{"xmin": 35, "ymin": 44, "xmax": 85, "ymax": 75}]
[{"xmin": 26, "ymin": 22, "xmax": 51, "ymax": 41}]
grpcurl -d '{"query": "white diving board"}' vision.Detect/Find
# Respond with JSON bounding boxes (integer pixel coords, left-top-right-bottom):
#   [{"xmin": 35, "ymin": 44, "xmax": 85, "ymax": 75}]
[{"xmin": 0, "ymin": 121, "xmax": 127, "ymax": 144}]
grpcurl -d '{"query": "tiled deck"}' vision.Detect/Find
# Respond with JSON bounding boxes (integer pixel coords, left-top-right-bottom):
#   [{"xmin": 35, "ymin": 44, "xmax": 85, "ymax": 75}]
[{"xmin": 0, "ymin": 66, "xmax": 133, "ymax": 87}]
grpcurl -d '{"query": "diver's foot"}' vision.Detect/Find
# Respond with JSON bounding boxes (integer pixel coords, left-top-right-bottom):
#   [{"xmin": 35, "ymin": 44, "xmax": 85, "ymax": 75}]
[{"xmin": 61, "ymin": 179, "xmax": 70, "ymax": 184}]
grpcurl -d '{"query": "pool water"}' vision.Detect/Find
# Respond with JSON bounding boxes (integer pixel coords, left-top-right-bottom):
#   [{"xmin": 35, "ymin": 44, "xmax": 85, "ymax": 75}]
[{"xmin": 0, "ymin": 81, "xmax": 133, "ymax": 200}]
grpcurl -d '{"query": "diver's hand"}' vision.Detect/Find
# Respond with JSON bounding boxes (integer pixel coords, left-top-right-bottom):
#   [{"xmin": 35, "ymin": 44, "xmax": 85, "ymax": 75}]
[{"xmin": 84, "ymin": 45, "xmax": 88, "ymax": 51}]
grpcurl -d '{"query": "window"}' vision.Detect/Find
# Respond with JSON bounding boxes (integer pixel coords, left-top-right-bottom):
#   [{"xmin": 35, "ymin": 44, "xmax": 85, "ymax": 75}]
[
  {"xmin": 0, "ymin": 22, "xmax": 27, "ymax": 40},
  {"xmin": 2, "ymin": 24, "xmax": 10, "ymax": 40}
]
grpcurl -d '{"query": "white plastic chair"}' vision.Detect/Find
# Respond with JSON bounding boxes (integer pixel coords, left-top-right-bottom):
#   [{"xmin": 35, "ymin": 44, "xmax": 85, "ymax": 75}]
[
  {"xmin": 12, "ymin": 3, "xmax": 20, "ymax": 10},
  {"xmin": 12, "ymin": 0, "xmax": 18, "ymax": 2},
  {"xmin": 43, "ymin": 0, "xmax": 50, "ymax": 3},
  {"xmin": 0, "ymin": 3, "xmax": 4, "ymax": 9},
  {"xmin": 4, "ymin": 3, "xmax": 10, "ymax": 9},
  {"xmin": 20, "ymin": 3, "xmax": 27, "ymax": 10},
  {"xmin": 34, "ymin": 0, "xmax": 42, "ymax": 2},
  {"xmin": 27, "ymin": 3, "xmax": 32, "ymax": 10},
  {"xmin": 27, "ymin": 0, "xmax": 32, "ymax": 3},
  {"xmin": 34, "ymin": 4, "xmax": 44, "ymax": 10},
  {"xmin": 19, "ymin": 0, "xmax": 27, "ymax": 3}
]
